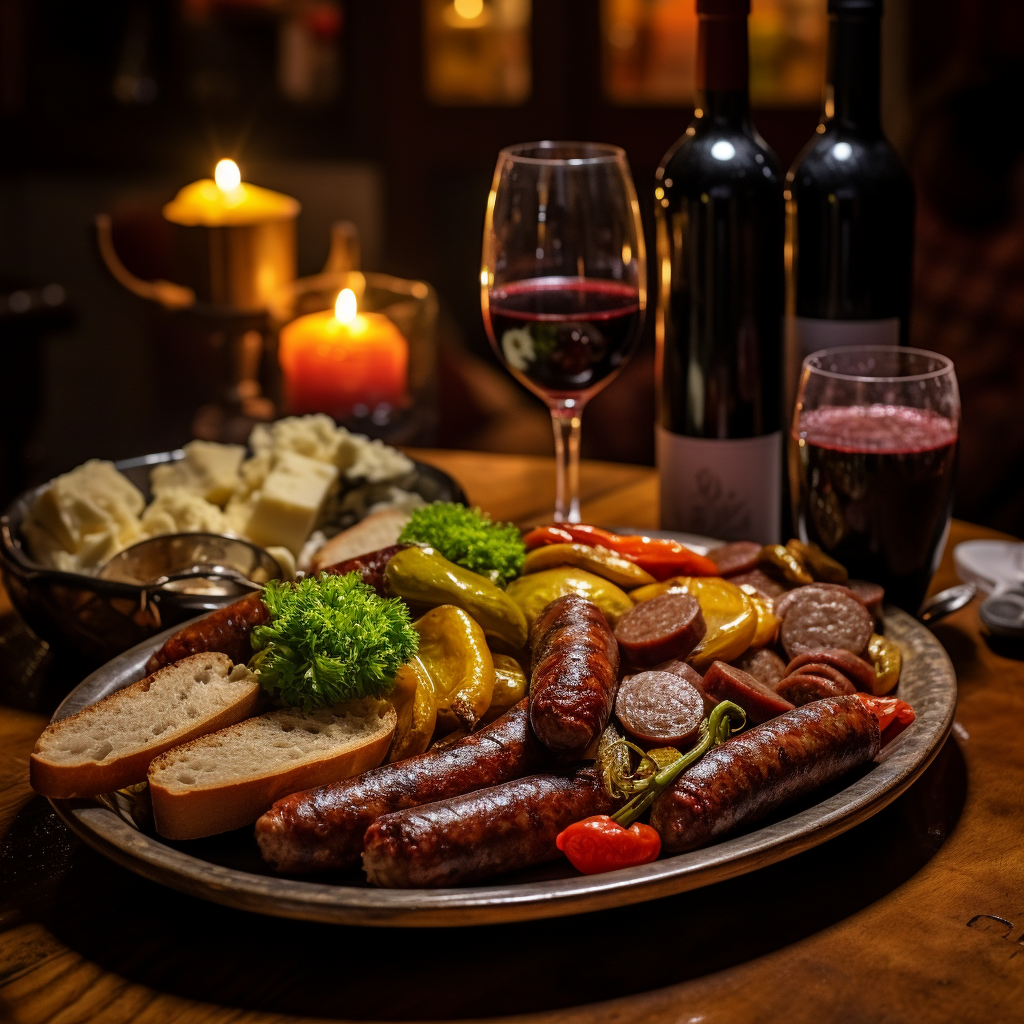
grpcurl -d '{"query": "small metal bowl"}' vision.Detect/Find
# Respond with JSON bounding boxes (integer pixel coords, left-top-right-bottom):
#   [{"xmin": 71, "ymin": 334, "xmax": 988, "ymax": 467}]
[{"xmin": 0, "ymin": 449, "xmax": 464, "ymax": 666}]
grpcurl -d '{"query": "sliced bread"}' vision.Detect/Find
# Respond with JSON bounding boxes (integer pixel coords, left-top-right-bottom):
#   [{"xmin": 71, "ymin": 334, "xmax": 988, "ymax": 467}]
[
  {"xmin": 311, "ymin": 507, "xmax": 410, "ymax": 573},
  {"xmin": 31, "ymin": 653, "xmax": 263, "ymax": 799},
  {"xmin": 148, "ymin": 698, "xmax": 397, "ymax": 840}
]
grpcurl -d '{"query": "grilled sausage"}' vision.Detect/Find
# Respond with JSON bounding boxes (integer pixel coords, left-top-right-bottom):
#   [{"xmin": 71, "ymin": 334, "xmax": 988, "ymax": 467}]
[
  {"xmin": 650, "ymin": 695, "xmax": 880, "ymax": 853},
  {"xmin": 702, "ymin": 660, "xmax": 795, "ymax": 723},
  {"xmin": 614, "ymin": 593, "xmax": 706, "ymax": 669},
  {"xmin": 529, "ymin": 595, "xmax": 620, "ymax": 758},
  {"xmin": 255, "ymin": 699, "xmax": 551, "ymax": 873},
  {"xmin": 362, "ymin": 767, "xmax": 620, "ymax": 888},
  {"xmin": 144, "ymin": 544, "xmax": 407, "ymax": 673}
]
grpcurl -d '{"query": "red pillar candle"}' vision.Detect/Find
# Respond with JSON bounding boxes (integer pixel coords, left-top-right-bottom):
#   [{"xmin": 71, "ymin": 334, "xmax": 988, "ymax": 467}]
[{"xmin": 278, "ymin": 289, "xmax": 409, "ymax": 419}]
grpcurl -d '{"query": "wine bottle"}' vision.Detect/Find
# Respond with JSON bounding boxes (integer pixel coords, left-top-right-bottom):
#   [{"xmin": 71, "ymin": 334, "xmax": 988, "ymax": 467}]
[
  {"xmin": 655, "ymin": 0, "xmax": 785, "ymax": 543},
  {"xmin": 785, "ymin": 0, "xmax": 914, "ymax": 380}
]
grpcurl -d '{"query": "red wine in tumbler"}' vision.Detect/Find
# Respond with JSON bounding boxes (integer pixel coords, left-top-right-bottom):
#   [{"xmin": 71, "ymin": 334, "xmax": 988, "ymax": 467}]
[
  {"xmin": 791, "ymin": 404, "xmax": 958, "ymax": 611},
  {"xmin": 486, "ymin": 278, "xmax": 642, "ymax": 397}
]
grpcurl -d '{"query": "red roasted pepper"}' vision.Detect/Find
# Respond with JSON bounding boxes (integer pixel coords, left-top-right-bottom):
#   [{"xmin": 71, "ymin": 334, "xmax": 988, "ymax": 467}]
[
  {"xmin": 524, "ymin": 524, "xmax": 718, "ymax": 581},
  {"xmin": 556, "ymin": 814, "xmax": 661, "ymax": 874},
  {"xmin": 857, "ymin": 693, "xmax": 916, "ymax": 744}
]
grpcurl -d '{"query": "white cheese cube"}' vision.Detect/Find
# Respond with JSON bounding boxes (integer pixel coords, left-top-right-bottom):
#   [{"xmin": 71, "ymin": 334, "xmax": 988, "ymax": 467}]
[
  {"xmin": 238, "ymin": 451, "xmax": 338, "ymax": 556},
  {"xmin": 150, "ymin": 441, "xmax": 246, "ymax": 506},
  {"xmin": 141, "ymin": 493, "xmax": 231, "ymax": 537}
]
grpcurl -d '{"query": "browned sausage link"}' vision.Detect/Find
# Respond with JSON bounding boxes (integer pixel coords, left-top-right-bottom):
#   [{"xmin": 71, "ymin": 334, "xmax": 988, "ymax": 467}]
[
  {"xmin": 362, "ymin": 767, "xmax": 621, "ymax": 888},
  {"xmin": 650, "ymin": 695, "xmax": 880, "ymax": 854},
  {"xmin": 144, "ymin": 544, "xmax": 407, "ymax": 674},
  {"xmin": 529, "ymin": 594, "xmax": 620, "ymax": 758},
  {"xmin": 145, "ymin": 591, "xmax": 269, "ymax": 674},
  {"xmin": 255, "ymin": 699, "xmax": 552, "ymax": 874}
]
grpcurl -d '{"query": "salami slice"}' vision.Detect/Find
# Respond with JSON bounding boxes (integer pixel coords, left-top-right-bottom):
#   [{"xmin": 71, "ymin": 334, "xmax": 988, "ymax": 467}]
[
  {"xmin": 614, "ymin": 593, "xmax": 706, "ymax": 669},
  {"xmin": 848, "ymin": 580, "xmax": 885, "ymax": 629},
  {"xmin": 727, "ymin": 569, "xmax": 791, "ymax": 602},
  {"xmin": 614, "ymin": 670, "xmax": 706, "ymax": 748},
  {"xmin": 784, "ymin": 649, "xmax": 877, "ymax": 691},
  {"xmin": 779, "ymin": 589, "xmax": 873, "ymax": 660},
  {"xmin": 774, "ymin": 583, "xmax": 868, "ymax": 622},
  {"xmin": 651, "ymin": 659, "xmax": 718, "ymax": 715},
  {"xmin": 789, "ymin": 661, "xmax": 860, "ymax": 690},
  {"xmin": 702, "ymin": 660, "xmax": 795, "ymax": 724},
  {"xmin": 776, "ymin": 673, "xmax": 855, "ymax": 706},
  {"xmin": 706, "ymin": 541, "xmax": 762, "ymax": 577},
  {"xmin": 730, "ymin": 647, "xmax": 787, "ymax": 689}
]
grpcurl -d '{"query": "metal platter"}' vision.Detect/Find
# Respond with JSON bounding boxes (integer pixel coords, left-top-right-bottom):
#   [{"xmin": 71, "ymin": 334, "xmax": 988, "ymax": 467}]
[{"xmin": 46, "ymin": 534, "xmax": 957, "ymax": 928}]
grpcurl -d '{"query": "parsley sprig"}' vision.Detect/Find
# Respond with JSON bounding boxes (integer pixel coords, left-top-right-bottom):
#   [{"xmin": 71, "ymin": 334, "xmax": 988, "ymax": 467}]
[
  {"xmin": 249, "ymin": 573, "xmax": 417, "ymax": 710},
  {"xmin": 398, "ymin": 502, "xmax": 525, "ymax": 586}
]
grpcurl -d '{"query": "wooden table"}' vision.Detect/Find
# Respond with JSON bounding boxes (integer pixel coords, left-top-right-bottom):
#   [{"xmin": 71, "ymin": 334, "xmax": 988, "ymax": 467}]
[{"xmin": 2, "ymin": 450, "xmax": 1023, "ymax": 1024}]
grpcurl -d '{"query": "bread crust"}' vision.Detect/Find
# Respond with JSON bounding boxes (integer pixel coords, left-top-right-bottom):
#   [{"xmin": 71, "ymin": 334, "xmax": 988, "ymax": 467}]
[
  {"xmin": 149, "ymin": 704, "xmax": 397, "ymax": 840},
  {"xmin": 30, "ymin": 653, "xmax": 262, "ymax": 799}
]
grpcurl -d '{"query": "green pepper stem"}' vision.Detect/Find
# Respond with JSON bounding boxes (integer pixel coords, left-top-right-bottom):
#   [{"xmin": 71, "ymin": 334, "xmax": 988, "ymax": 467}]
[{"xmin": 610, "ymin": 701, "xmax": 746, "ymax": 827}]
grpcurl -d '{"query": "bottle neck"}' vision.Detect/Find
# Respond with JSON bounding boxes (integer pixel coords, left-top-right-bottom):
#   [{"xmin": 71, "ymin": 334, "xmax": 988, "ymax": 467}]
[
  {"xmin": 696, "ymin": 15, "xmax": 750, "ymax": 128},
  {"xmin": 826, "ymin": 11, "xmax": 881, "ymax": 133}
]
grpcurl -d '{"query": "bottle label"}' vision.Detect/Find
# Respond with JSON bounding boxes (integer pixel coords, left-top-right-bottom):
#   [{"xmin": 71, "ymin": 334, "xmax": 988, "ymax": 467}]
[
  {"xmin": 657, "ymin": 428, "xmax": 782, "ymax": 544},
  {"xmin": 788, "ymin": 316, "xmax": 899, "ymax": 358}
]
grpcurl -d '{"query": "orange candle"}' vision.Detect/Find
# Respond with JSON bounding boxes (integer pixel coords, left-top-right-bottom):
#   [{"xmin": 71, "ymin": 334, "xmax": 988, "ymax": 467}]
[{"xmin": 278, "ymin": 288, "xmax": 409, "ymax": 419}]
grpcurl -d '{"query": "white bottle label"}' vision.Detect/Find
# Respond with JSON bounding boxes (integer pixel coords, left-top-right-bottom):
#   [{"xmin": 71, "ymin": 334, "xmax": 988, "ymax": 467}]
[
  {"xmin": 788, "ymin": 316, "xmax": 900, "ymax": 358},
  {"xmin": 657, "ymin": 427, "xmax": 782, "ymax": 544}
]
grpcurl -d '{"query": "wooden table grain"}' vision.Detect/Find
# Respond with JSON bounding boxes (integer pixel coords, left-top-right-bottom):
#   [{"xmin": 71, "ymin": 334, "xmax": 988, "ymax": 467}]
[{"xmin": 1, "ymin": 450, "xmax": 1022, "ymax": 1024}]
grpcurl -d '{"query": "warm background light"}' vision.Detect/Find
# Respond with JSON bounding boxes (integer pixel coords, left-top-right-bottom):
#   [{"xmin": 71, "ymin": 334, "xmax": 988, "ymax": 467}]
[
  {"xmin": 214, "ymin": 159, "xmax": 242, "ymax": 192},
  {"xmin": 452, "ymin": 0, "xmax": 485, "ymax": 21},
  {"xmin": 335, "ymin": 288, "xmax": 357, "ymax": 323}
]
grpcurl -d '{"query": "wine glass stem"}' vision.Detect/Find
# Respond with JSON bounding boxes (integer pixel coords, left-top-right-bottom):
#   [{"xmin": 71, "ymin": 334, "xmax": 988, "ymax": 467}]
[{"xmin": 551, "ymin": 400, "xmax": 583, "ymax": 523}]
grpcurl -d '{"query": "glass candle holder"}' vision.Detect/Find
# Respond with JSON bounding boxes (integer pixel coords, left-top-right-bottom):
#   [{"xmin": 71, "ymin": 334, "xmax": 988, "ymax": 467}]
[{"xmin": 271, "ymin": 270, "xmax": 438, "ymax": 445}]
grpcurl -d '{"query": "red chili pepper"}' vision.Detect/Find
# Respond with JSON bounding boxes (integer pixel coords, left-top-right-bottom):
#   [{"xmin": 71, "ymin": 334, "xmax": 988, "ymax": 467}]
[
  {"xmin": 857, "ymin": 693, "xmax": 916, "ymax": 744},
  {"xmin": 523, "ymin": 524, "xmax": 719, "ymax": 581},
  {"xmin": 555, "ymin": 815, "xmax": 661, "ymax": 874}
]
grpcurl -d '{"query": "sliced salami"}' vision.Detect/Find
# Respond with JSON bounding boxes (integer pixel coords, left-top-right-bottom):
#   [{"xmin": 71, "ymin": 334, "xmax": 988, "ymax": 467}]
[
  {"xmin": 614, "ymin": 593, "xmax": 706, "ymax": 669},
  {"xmin": 848, "ymin": 579, "xmax": 885, "ymax": 629},
  {"xmin": 774, "ymin": 583, "xmax": 868, "ymax": 622},
  {"xmin": 789, "ymin": 662, "xmax": 860, "ymax": 690},
  {"xmin": 727, "ymin": 569, "xmax": 791, "ymax": 602},
  {"xmin": 776, "ymin": 673, "xmax": 855, "ymax": 706},
  {"xmin": 702, "ymin": 660, "xmax": 795, "ymax": 724},
  {"xmin": 779, "ymin": 589, "xmax": 874, "ymax": 660},
  {"xmin": 730, "ymin": 647, "xmax": 787, "ymax": 689},
  {"xmin": 784, "ymin": 649, "xmax": 877, "ymax": 691},
  {"xmin": 614, "ymin": 670, "xmax": 706, "ymax": 748},
  {"xmin": 706, "ymin": 541, "xmax": 762, "ymax": 577}
]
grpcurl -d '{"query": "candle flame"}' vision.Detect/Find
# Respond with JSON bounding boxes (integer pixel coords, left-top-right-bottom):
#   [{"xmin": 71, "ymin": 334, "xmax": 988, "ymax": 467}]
[
  {"xmin": 335, "ymin": 288, "xmax": 357, "ymax": 324},
  {"xmin": 214, "ymin": 159, "xmax": 242, "ymax": 192}
]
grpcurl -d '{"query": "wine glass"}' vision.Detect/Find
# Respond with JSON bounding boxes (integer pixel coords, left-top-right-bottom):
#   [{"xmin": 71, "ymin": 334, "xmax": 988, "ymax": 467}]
[
  {"xmin": 481, "ymin": 141, "xmax": 647, "ymax": 522},
  {"xmin": 789, "ymin": 346, "xmax": 961, "ymax": 613}
]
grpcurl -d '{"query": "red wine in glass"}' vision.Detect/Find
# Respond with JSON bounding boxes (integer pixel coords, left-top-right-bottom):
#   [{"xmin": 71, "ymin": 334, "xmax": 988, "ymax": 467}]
[{"xmin": 486, "ymin": 277, "xmax": 642, "ymax": 397}]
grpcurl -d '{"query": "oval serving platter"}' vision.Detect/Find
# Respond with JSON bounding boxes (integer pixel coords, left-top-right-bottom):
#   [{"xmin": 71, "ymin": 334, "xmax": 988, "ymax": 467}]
[{"xmin": 46, "ymin": 534, "xmax": 957, "ymax": 928}]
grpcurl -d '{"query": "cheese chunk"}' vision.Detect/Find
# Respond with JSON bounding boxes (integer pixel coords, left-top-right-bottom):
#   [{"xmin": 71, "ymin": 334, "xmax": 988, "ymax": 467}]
[
  {"xmin": 141, "ymin": 492, "xmax": 232, "ymax": 537},
  {"xmin": 236, "ymin": 451, "xmax": 338, "ymax": 556},
  {"xmin": 150, "ymin": 441, "xmax": 246, "ymax": 507},
  {"xmin": 23, "ymin": 460, "xmax": 145, "ymax": 570}
]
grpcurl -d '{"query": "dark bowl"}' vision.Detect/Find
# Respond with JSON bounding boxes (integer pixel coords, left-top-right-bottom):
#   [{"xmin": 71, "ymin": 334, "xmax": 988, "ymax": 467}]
[{"xmin": 0, "ymin": 451, "xmax": 465, "ymax": 666}]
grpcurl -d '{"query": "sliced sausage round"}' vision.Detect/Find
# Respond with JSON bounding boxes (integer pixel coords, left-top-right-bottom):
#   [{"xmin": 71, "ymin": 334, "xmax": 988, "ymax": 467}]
[
  {"xmin": 614, "ymin": 593, "xmax": 706, "ymax": 669},
  {"xmin": 615, "ymin": 670, "xmax": 706, "ymax": 748},
  {"xmin": 730, "ymin": 647, "xmax": 787, "ymax": 689},
  {"xmin": 726, "ymin": 569, "xmax": 791, "ymax": 602},
  {"xmin": 848, "ymin": 580, "xmax": 885, "ymax": 629},
  {"xmin": 785, "ymin": 649, "xmax": 877, "ymax": 691},
  {"xmin": 788, "ymin": 661, "xmax": 859, "ymax": 690},
  {"xmin": 706, "ymin": 541, "xmax": 762, "ymax": 577},
  {"xmin": 776, "ymin": 673, "xmax": 855, "ymax": 706},
  {"xmin": 650, "ymin": 659, "xmax": 718, "ymax": 715},
  {"xmin": 779, "ymin": 589, "xmax": 874, "ymax": 660},
  {"xmin": 774, "ymin": 583, "xmax": 868, "ymax": 622},
  {"xmin": 702, "ymin": 660, "xmax": 795, "ymax": 725}
]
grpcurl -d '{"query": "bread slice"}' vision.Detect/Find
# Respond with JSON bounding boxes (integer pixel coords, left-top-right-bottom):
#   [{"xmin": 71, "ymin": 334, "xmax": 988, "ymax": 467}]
[
  {"xmin": 311, "ymin": 507, "xmax": 410, "ymax": 573},
  {"xmin": 148, "ymin": 698, "xmax": 397, "ymax": 840},
  {"xmin": 31, "ymin": 653, "xmax": 263, "ymax": 800}
]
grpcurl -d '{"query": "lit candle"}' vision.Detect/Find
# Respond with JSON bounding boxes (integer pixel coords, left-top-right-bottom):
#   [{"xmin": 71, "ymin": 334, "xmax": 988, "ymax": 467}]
[
  {"xmin": 162, "ymin": 159, "xmax": 300, "ymax": 226},
  {"xmin": 278, "ymin": 288, "xmax": 409, "ymax": 420}
]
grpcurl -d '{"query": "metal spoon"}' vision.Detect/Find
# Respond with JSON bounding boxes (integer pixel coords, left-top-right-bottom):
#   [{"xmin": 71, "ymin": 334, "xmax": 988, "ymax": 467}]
[{"xmin": 918, "ymin": 582, "xmax": 977, "ymax": 625}]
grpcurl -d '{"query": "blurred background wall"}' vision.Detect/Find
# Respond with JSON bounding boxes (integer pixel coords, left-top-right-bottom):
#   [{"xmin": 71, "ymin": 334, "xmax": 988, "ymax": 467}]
[{"xmin": 1, "ymin": 0, "xmax": 1022, "ymax": 532}]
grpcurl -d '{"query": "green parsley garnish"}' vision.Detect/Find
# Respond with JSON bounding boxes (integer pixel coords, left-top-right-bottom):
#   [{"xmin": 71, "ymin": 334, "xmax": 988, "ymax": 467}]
[
  {"xmin": 249, "ymin": 573, "xmax": 417, "ymax": 710},
  {"xmin": 398, "ymin": 502, "xmax": 525, "ymax": 586}
]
